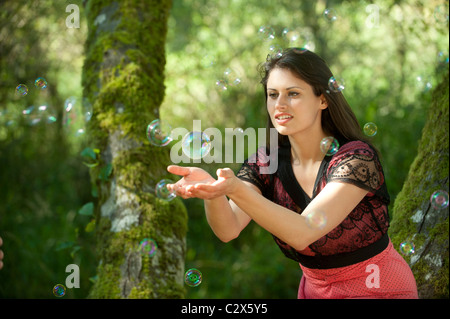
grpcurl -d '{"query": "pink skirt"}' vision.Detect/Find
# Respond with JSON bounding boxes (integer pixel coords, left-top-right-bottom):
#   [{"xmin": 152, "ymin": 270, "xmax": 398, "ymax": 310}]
[{"xmin": 298, "ymin": 241, "xmax": 418, "ymax": 299}]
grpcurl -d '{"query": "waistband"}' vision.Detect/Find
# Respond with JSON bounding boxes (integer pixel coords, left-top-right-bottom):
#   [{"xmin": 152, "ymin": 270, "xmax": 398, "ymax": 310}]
[{"xmin": 297, "ymin": 233, "xmax": 389, "ymax": 269}]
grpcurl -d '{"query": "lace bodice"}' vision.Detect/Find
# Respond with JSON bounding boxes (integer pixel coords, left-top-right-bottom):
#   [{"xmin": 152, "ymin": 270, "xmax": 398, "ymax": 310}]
[{"xmin": 236, "ymin": 141, "xmax": 390, "ymax": 265}]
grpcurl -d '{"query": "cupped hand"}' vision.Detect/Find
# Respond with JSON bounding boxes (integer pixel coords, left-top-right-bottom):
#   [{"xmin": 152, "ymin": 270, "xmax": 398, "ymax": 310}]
[
  {"xmin": 166, "ymin": 165, "xmax": 215, "ymax": 199},
  {"xmin": 167, "ymin": 165, "xmax": 240, "ymax": 200}
]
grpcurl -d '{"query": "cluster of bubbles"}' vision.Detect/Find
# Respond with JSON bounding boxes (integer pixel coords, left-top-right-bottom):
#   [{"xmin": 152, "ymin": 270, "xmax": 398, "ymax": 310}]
[
  {"xmin": 15, "ymin": 77, "xmax": 48, "ymax": 97},
  {"xmin": 53, "ymin": 284, "xmax": 66, "ymax": 297},
  {"xmin": 399, "ymin": 190, "xmax": 448, "ymax": 256},
  {"xmin": 9, "ymin": 78, "xmax": 92, "ymax": 136},
  {"xmin": 146, "ymin": 118, "xmax": 212, "ymax": 202},
  {"xmin": 184, "ymin": 268, "xmax": 202, "ymax": 287}
]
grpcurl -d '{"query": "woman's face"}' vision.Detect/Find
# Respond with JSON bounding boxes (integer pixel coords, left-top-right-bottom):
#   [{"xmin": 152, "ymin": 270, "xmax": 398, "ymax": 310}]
[{"xmin": 266, "ymin": 67, "xmax": 327, "ymax": 138}]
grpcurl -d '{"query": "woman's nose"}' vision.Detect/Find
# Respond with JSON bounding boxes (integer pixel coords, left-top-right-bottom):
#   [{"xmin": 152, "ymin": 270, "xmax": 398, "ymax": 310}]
[{"xmin": 275, "ymin": 94, "xmax": 288, "ymax": 110}]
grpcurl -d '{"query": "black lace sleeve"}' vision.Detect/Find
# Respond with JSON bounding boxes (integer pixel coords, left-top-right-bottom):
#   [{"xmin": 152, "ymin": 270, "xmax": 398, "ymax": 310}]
[
  {"xmin": 326, "ymin": 141, "xmax": 385, "ymax": 195},
  {"xmin": 236, "ymin": 147, "xmax": 273, "ymax": 198}
]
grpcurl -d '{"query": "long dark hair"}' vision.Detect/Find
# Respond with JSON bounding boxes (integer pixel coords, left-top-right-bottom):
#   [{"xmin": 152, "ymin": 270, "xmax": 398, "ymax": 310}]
[{"xmin": 259, "ymin": 48, "xmax": 376, "ymax": 154}]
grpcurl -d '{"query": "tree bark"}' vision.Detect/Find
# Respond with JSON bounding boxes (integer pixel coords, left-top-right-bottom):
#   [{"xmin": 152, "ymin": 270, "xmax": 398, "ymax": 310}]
[
  {"xmin": 390, "ymin": 71, "xmax": 449, "ymax": 298},
  {"xmin": 82, "ymin": 0, "xmax": 187, "ymax": 298}
]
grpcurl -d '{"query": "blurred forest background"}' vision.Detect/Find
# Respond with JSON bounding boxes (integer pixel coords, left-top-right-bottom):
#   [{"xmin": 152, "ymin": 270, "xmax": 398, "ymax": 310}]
[{"xmin": 0, "ymin": 0, "xmax": 448, "ymax": 298}]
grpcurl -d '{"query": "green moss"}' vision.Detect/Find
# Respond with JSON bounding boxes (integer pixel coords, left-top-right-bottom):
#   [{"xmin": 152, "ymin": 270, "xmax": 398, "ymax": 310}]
[
  {"xmin": 390, "ymin": 71, "xmax": 449, "ymax": 298},
  {"xmin": 82, "ymin": 0, "xmax": 186, "ymax": 299}
]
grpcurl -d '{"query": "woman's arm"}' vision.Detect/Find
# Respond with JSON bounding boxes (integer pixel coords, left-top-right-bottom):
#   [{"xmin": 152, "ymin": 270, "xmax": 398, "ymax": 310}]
[{"xmin": 191, "ymin": 168, "xmax": 369, "ymax": 251}]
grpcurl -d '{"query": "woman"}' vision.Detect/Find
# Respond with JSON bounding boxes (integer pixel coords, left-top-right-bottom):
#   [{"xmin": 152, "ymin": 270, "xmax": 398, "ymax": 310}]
[{"xmin": 167, "ymin": 48, "xmax": 418, "ymax": 299}]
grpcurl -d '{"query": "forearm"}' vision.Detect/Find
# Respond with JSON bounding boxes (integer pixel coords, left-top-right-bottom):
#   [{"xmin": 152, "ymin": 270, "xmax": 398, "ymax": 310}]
[
  {"xmin": 227, "ymin": 178, "xmax": 308, "ymax": 250},
  {"xmin": 204, "ymin": 195, "xmax": 244, "ymax": 242}
]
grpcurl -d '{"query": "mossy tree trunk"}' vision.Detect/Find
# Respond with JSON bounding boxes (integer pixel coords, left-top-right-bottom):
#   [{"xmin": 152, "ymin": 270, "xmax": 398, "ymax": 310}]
[
  {"xmin": 82, "ymin": 0, "xmax": 187, "ymax": 298},
  {"xmin": 390, "ymin": 71, "xmax": 449, "ymax": 299}
]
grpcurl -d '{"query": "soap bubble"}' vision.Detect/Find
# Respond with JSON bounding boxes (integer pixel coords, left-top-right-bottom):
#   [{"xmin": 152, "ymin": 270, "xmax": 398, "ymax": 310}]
[
  {"xmin": 328, "ymin": 76, "xmax": 345, "ymax": 93},
  {"xmin": 323, "ymin": 8, "xmax": 338, "ymax": 22},
  {"xmin": 430, "ymin": 190, "xmax": 449, "ymax": 209},
  {"xmin": 224, "ymin": 68, "xmax": 241, "ymax": 86},
  {"xmin": 64, "ymin": 96, "xmax": 77, "ymax": 112},
  {"xmin": 15, "ymin": 84, "xmax": 28, "ymax": 96},
  {"xmin": 185, "ymin": 268, "xmax": 202, "ymax": 287},
  {"xmin": 268, "ymin": 44, "xmax": 283, "ymax": 59},
  {"xmin": 320, "ymin": 136, "xmax": 339, "ymax": 156},
  {"xmin": 282, "ymin": 27, "xmax": 301, "ymax": 44},
  {"xmin": 415, "ymin": 76, "xmax": 432, "ymax": 92},
  {"xmin": 258, "ymin": 25, "xmax": 275, "ymax": 41},
  {"xmin": 434, "ymin": 4, "xmax": 449, "ymax": 23},
  {"xmin": 34, "ymin": 77, "xmax": 48, "ymax": 90},
  {"xmin": 155, "ymin": 179, "xmax": 176, "ymax": 201},
  {"xmin": 216, "ymin": 68, "xmax": 241, "ymax": 91},
  {"xmin": 363, "ymin": 122, "xmax": 378, "ymax": 137},
  {"xmin": 215, "ymin": 79, "xmax": 228, "ymax": 91},
  {"xmin": 305, "ymin": 210, "xmax": 327, "ymax": 230},
  {"xmin": 146, "ymin": 119, "xmax": 173, "ymax": 147},
  {"xmin": 201, "ymin": 54, "xmax": 216, "ymax": 68},
  {"xmin": 399, "ymin": 241, "xmax": 415, "ymax": 256},
  {"xmin": 83, "ymin": 98, "xmax": 93, "ymax": 122},
  {"xmin": 140, "ymin": 238, "xmax": 157, "ymax": 257},
  {"xmin": 182, "ymin": 131, "xmax": 211, "ymax": 160},
  {"xmin": 53, "ymin": 284, "xmax": 66, "ymax": 297}
]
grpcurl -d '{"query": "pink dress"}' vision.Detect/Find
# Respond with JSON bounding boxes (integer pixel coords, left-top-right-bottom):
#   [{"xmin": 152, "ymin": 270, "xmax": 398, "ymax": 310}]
[{"xmin": 237, "ymin": 141, "xmax": 418, "ymax": 299}]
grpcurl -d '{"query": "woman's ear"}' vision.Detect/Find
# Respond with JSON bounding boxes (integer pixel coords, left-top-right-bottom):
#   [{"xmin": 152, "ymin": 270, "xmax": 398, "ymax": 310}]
[{"xmin": 319, "ymin": 94, "xmax": 328, "ymax": 110}]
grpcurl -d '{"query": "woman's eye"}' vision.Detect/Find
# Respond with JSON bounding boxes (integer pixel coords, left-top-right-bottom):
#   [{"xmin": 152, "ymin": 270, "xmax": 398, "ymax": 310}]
[
  {"xmin": 268, "ymin": 93, "xmax": 278, "ymax": 98},
  {"xmin": 289, "ymin": 91, "xmax": 299, "ymax": 97}
]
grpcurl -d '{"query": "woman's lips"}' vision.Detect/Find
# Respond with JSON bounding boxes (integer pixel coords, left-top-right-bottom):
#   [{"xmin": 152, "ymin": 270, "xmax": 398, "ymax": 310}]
[{"xmin": 275, "ymin": 113, "xmax": 293, "ymax": 125}]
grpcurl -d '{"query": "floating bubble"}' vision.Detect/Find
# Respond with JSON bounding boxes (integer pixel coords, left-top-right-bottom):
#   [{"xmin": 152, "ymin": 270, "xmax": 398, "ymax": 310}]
[
  {"xmin": 268, "ymin": 44, "xmax": 283, "ymax": 59},
  {"xmin": 15, "ymin": 84, "xmax": 28, "ymax": 96},
  {"xmin": 320, "ymin": 136, "xmax": 339, "ymax": 156},
  {"xmin": 182, "ymin": 131, "xmax": 211, "ymax": 160},
  {"xmin": 34, "ymin": 77, "xmax": 48, "ymax": 90},
  {"xmin": 22, "ymin": 105, "xmax": 34, "ymax": 115},
  {"xmin": 53, "ymin": 284, "xmax": 66, "ymax": 297},
  {"xmin": 430, "ymin": 190, "xmax": 449, "ymax": 209},
  {"xmin": 258, "ymin": 25, "xmax": 275, "ymax": 41},
  {"xmin": 47, "ymin": 116, "xmax": 57, "ymax": 123},
  {"xmin": 215, "ymin": 79, "xmax": 228, "ymax": 91},
  {"xmin": 155, "ymin": 179, "xmax": 176, "ymax": 201},
  {"xmin": 323, "ymin": 8, "xmax": 338, "ymax": 22},
  {"xmin": 75, "ymin": 128, "xmax": 85, "ymax": 137},
  {"xmin": 224, "ymin": 68, "xmax": 241, "ymax": 86},
  {"xmin": 140, "ymin": 238, "xmax": 157, "ymax": 257},
  {"xmin": 328, "ymin": 76, "xmax": 345, "ymax": 93},
  {"xmin": 437, "ymin": 51, "xmax": 449, "ymax": 65},
  {"xmin": 399, "ymin": 241, "xmax": 415, "ymax": 256},
  {"xmin": 282, "ymin": 28, "xmax": 301, "ymax": 44},
  {"xmin": 64, "ymin": 96, "xmax": 77, "ymax": 112},
  {"xmin": 83, "ymin": 98, "xmax": 93, "ymax": 122},
  {"xmin": 363, "ymin": 122, "xmax": 378, "ymax": 137},
  {"xmin": 185, "ymin": 268, "xmax": 202, "ymax": 287},
  {"xmin": 434, "ymin": 5, "xmax": 449, "ymax": 23},
  {"xmin": 216, "ymin": 68, "xmax": 241, "ymax": 91},
  {"xmin": 415, "ymin": 76, "xmax": 432, "ymax": 92},
  {"xmin": 146, "ymin": 119, "xmax": 173, "ymax": 147},
  {"xmin": 305, "ymin": 210, "xmax": 327, "ymax": 230},
  {"xmin": 201, "ymin": 54, "xmax": 216, "ymax": 68},
  {"xmin": 293, "ymin": 47, "xmax": 308, "ymax": 54}
]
